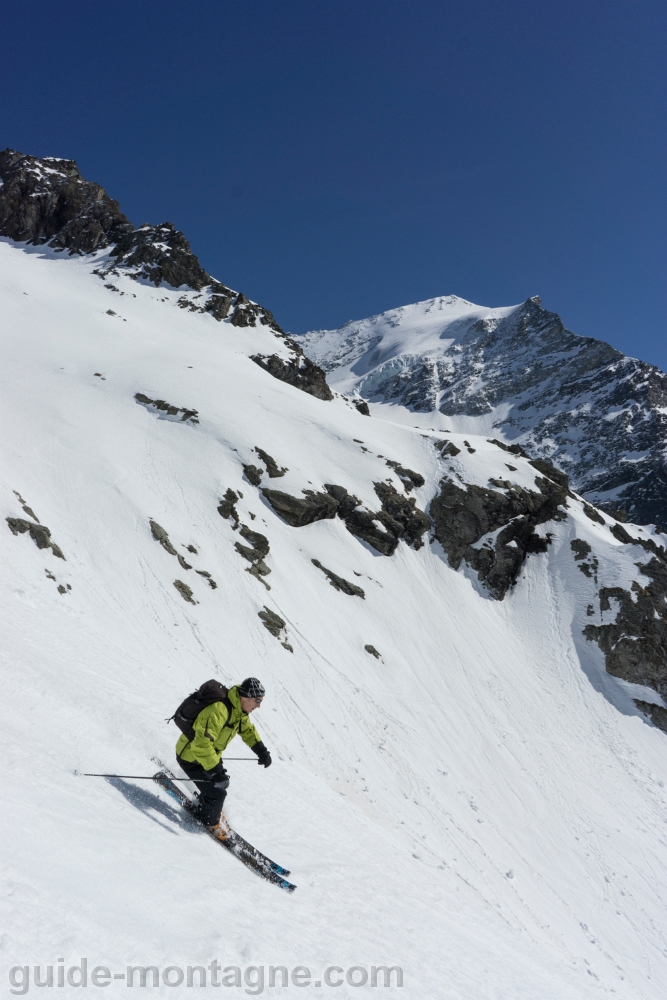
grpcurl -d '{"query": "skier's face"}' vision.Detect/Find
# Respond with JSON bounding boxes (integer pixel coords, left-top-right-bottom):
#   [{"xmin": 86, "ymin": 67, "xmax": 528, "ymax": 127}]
[{"xmin": 240, "ymin": 694, "xmax": 263, "ymax": 714}]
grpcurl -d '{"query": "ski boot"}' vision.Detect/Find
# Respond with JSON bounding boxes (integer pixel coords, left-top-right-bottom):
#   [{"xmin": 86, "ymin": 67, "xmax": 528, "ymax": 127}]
[{"xmin": 207, "ymin": 813, "xmax": 231, "ymax": 842}]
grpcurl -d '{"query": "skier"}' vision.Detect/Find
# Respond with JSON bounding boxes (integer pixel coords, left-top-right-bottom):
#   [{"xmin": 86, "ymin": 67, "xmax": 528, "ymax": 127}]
[{"xmin": 175, "ymin": 677, "xmax": 272, "ymax": 839}]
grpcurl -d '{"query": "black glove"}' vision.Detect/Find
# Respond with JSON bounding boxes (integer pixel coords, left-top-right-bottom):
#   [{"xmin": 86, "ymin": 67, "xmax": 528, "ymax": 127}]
[
  {"xmin": 252, "ymin": 742, "xmax": 272, "ymax": 768},
  {"xmin": 206, "ymin": 763, "xmax": 230, "ymax": 789}
]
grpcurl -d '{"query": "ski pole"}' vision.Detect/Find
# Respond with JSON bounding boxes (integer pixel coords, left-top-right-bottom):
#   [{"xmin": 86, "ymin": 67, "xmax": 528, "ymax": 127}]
[
  {"xmin": 81, "ymin": 763, "xmax": 256, "ymax": 781},
  {"xmin": 83, "ymin": 773, "xmax": 210, "ymax": 781}
]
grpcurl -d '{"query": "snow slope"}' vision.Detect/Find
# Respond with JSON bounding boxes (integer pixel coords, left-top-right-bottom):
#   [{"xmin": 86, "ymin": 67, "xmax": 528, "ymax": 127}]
[{"xmin": 1, "ymin": 241, "xmax": 667, "ymax": 999}]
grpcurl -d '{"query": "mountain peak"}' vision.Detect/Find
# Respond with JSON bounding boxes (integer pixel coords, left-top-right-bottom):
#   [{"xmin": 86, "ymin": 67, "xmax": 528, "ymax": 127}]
[{"xmin": 301, "ymin": 296, "xmax": 667, "ymax": 525}]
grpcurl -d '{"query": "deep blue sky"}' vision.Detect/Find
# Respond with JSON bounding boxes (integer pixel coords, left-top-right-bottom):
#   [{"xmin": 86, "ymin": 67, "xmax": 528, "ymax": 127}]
[{"xmin": 2, "ymin": 1, "xmax": 665, "ymax": 365}]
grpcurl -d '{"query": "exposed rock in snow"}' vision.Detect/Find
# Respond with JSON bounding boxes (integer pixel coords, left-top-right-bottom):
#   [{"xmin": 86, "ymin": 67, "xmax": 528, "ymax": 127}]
[
  {"xmin": 430, "ymin": 461, "xmax": 567, "ymax": 600},
  {"xmin": 251, "ymin": 340, "xmax": 333, "ymax": 401},
  {"xmin": 149, "ymin": 519, "xmax": 191, "ymax": 570},
  {"xmin": 311, "ymin": 558, "xmax": 365, "ymax": 598},
  {"xmin": 6, "ymin": 515, "xmax": 65, "ymax": 559},
  {"xmin": 254, "ymin": 447, "xmax": 287, "ymax": 478},
  {"xmin": 173, "ymin": 579, "xmax": 196, "ymax": 604},
  {"xmin": 217, "ymin": 488, "xmax": 241, "ymax": 528},
  {"xmin": 261, "ymin": 487, "xmax": 338, "ymax": 527}
]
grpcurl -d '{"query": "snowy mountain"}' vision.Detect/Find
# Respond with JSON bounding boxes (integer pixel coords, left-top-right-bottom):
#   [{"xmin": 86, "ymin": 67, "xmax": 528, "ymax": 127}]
[
  {"xmin": 2, "ymin": 151, "xmax": 667, "ymax": 999},
  {"xmin": 300, "ymin": 296, "xmax": 667, "ymax": 526}
]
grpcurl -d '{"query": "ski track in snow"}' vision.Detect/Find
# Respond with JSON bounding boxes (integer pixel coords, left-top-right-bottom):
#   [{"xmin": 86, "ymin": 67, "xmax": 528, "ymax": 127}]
[{"xmin": 0, "ymin": 241, "xmax": 667, "ymax": 998}]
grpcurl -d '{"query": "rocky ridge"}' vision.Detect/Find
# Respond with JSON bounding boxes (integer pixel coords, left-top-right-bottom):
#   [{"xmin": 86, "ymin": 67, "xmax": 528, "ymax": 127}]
[
  {"xmin": 0, "ymin": 149, "xmax": 331, "ymax": 401},
  {"xmin": 301, "ymin": 296, "xmax": 667, "ymax": 525}
]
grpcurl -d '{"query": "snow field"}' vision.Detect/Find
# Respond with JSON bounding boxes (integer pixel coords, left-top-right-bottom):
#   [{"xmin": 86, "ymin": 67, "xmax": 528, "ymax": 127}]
[{"xmin": 1, "ymin": 241, "xmax": 667, "ymax": 998}]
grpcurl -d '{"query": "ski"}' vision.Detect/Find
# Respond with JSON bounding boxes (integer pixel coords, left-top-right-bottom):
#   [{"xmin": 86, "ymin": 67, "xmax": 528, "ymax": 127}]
[{"xmin": 152, "ymin": 768, "xmax": 296, "ymax": 892}]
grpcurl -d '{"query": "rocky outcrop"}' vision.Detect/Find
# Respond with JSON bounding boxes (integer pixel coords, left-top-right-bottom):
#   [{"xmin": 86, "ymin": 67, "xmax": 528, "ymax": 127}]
[
  {"xmin": 149, "ymin": 520, "xmax": 192, "ymax": 571},
  {"xmin": 218, "ymin": 488, "xmax": 241, "ymax": 529},
  {"xmin": 255, "ymin": 448, "xmax": 287, "ymax": 478},
  {"xmin": 634, "ymin": 701, "xmax": 667, "ymax": 734},
  {"xmin": 173, "ymin": 580, "xmax": 196, "ymax": 604},
  {"xmin": 6, "ymin": 517, "xmax": 65, "ymax": 559},
  {"xmin": 570, "ymin": 539, "xmax": 598, "ymax": 581},
  {"xmin": 365, "ymin": 644, "xmax": 381, "ymax": 658},
  {"xmin": 373, "ymin": 483, "xmax": 430, "ymax": 549},
  {"xmin": 430, "ymin": 462, "xmax": 568, "ymax": 599},
  {"xmin": 584, "ymin": 547, "xmax": 667, "ymax": 706},
  {"xmin": 251, "ymin": 338, "xmax": 333, "ymax": 402},
  {"xmin": 258, "ymin": 607, "xmax": 292, "ymax": 651},
  {"xmin": 136, "ymin": 393, "xmax": 199, "ymax": 424},
  {"xmin": 234, "ymin": 525, "xmax": 271, "ymax": 589},
  {"xmin": 0, "ymin": 149, "xmax": 133, "ymax": 253},
  {"xmin": 109, "ymin": 223, "xmax": 212, "ymax": 289},
  {"xmin": 261, "ymin": 488, "xmax": 338, "ymax": 527},
  {"xmin": 385, "ymin": 461, "xmax": 425, "ymax": 492},
  {"xmin": 261, "ymin": 480, "xmax": 430, "ymax": 557},
  {"xmin": 312, "ymin": 559, "xmax": 365, "ymax": 597},
  {"xmin": 243, "ymin": 465, "xmax": 263, "ymax": 486}
]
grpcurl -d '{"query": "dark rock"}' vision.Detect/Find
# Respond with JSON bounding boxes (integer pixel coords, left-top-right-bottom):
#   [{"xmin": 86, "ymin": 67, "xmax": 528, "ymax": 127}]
[
  {"xmin": 324, "ymin": 484, "xmax": 361, "ymax": 517},
  {"xmin": 354, "ymin": 399, "xmax": 370, "ymax": 416},
  {"xmin": 6, "ymin": 517, "xmax": 65, "ymax": 559},
  {"xmin": 570, "ymin": 538, "xmax": 598, "ymax": 579},
  {"xmin": 634, "ymin": 700, "xmax": 667, "ymax": 734},
  {"xmin": 488, "ymin": 439, "xmax": 531, "ymax": 459},
  {"xmin": 21, "ymin": 505, "xmax": 38, "ymax": 521},
  {"xmin": 57, "ymin": 584, "xmax": 68, "ymax": 595},
  {"xmin": 217, "ymin": 489, "xmax": 241, "ymax": 529},
  {"xmin": 610, "ymin": 523, "xmax": 634, "ymax": 545},
  {"xmin": 196, "ymin": 569, "xmax": 217, "ymax": 589},
  {"xmin": 373, "ymin": 482, "xmax": 430, "ymax": 549},
  {"xmin": 251, "ymin": 337, "xmax": 333, "ymax": 401},
  {"xmin": 109, "ymin": 222, "xmax": 212, "ymax": 290},
  {"xmin": 186, "ymin": 544, "xmax": 197, "ymax": 554},
  {"xmin": 365, "ymin": 644, "xmax": 381, "ymax": 658},
  {"xmin": 258, "ymin": 607, "xmax": 286, "ymax": 637},
  {"xmin": 237, "ymin": 525, "xmax": 270, "ymax": 561},
  {"xmin": 255, "ymin": 448, "xmax": 287, "ymax": 478},
  {"xmin": 385, "ymin": 460, "xmax": 425, "ymax": 492},
  {"xmin": 582, "ymin": 503, "xmax": 605, "ymax": 525},
  {"xmin": 173, "ymin": 580, "xmax": 196, "ymax": 604},
  {"xmin": 232, "ymin": 524, "xmax": 271, "ymax": 590},
  {"xmin": 489, "ymin": 478, "xmax": 513, "ymax": 490},
  {"xmin": 243, "ymin": 464, "xmax": 263, "ymax": 486},
  {"xmin": 312, "ymin": 559, "xmax": 365, "ymax": 597},
  {"xmin": 342, "ymin": 507, "xmax": 401, "ymax": 556},
  {"xmin": 571, "ymin": 539, "xmax": 592, "ymax": 560},
  {"xmin": 528, "ymin": 459, "xmax": 570, "ymax": 492},
  {"xmin": 0, "ymin": 148, "xmax": 133, "ymax": 253},
  {"xmin": 262, "ymin": 488, "xmax": 338, "ymax": 527},
  {"xmin": 429, "ymin": 471, "xmax": 568, "ymax": 599},
  {"xmin": 135, "ymin": 392, "xmax": 199, "ymax": 424},
  {"xmin": 584, "ymin": 547, "xmax": 667, "ymax": 708},
  {"xmin": 247, "ymin": 561, "xmax": 271, "ymax": 586},
  {"xmin": 149, "ymin": 519, "xmax": 178, "ymax": 556},
  {"xmin": 436, "ymin": 440, "xmax": 461, "ymax": 458}
]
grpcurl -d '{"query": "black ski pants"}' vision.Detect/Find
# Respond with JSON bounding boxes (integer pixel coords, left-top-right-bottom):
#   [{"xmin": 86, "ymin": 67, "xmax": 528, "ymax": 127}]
[{"xmin": 176, "ymin": 755, "xmax": 228, "ymax": 826}]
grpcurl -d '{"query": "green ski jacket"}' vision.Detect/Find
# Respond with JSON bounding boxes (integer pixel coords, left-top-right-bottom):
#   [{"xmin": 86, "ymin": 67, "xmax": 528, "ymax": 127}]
[{"xmin": 175, "ymin": 685, "xmax": 261, "ymax": 771}]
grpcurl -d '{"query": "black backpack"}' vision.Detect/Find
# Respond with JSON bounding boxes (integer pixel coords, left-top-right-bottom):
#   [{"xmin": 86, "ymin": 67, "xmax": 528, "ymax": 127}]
[{"xmin": 168, "ymin": 679, "xmax": 232, "ymax": 741}]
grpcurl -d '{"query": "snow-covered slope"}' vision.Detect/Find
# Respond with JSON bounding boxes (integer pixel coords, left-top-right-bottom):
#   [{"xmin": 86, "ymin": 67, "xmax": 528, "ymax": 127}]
[
  {"xmin": 1, "ymin": 237, "xmax": 667, "ymax": 1000},
  {"xmin": 301, "ymin": 296, "xmax": 667, "ymax": 526}
]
